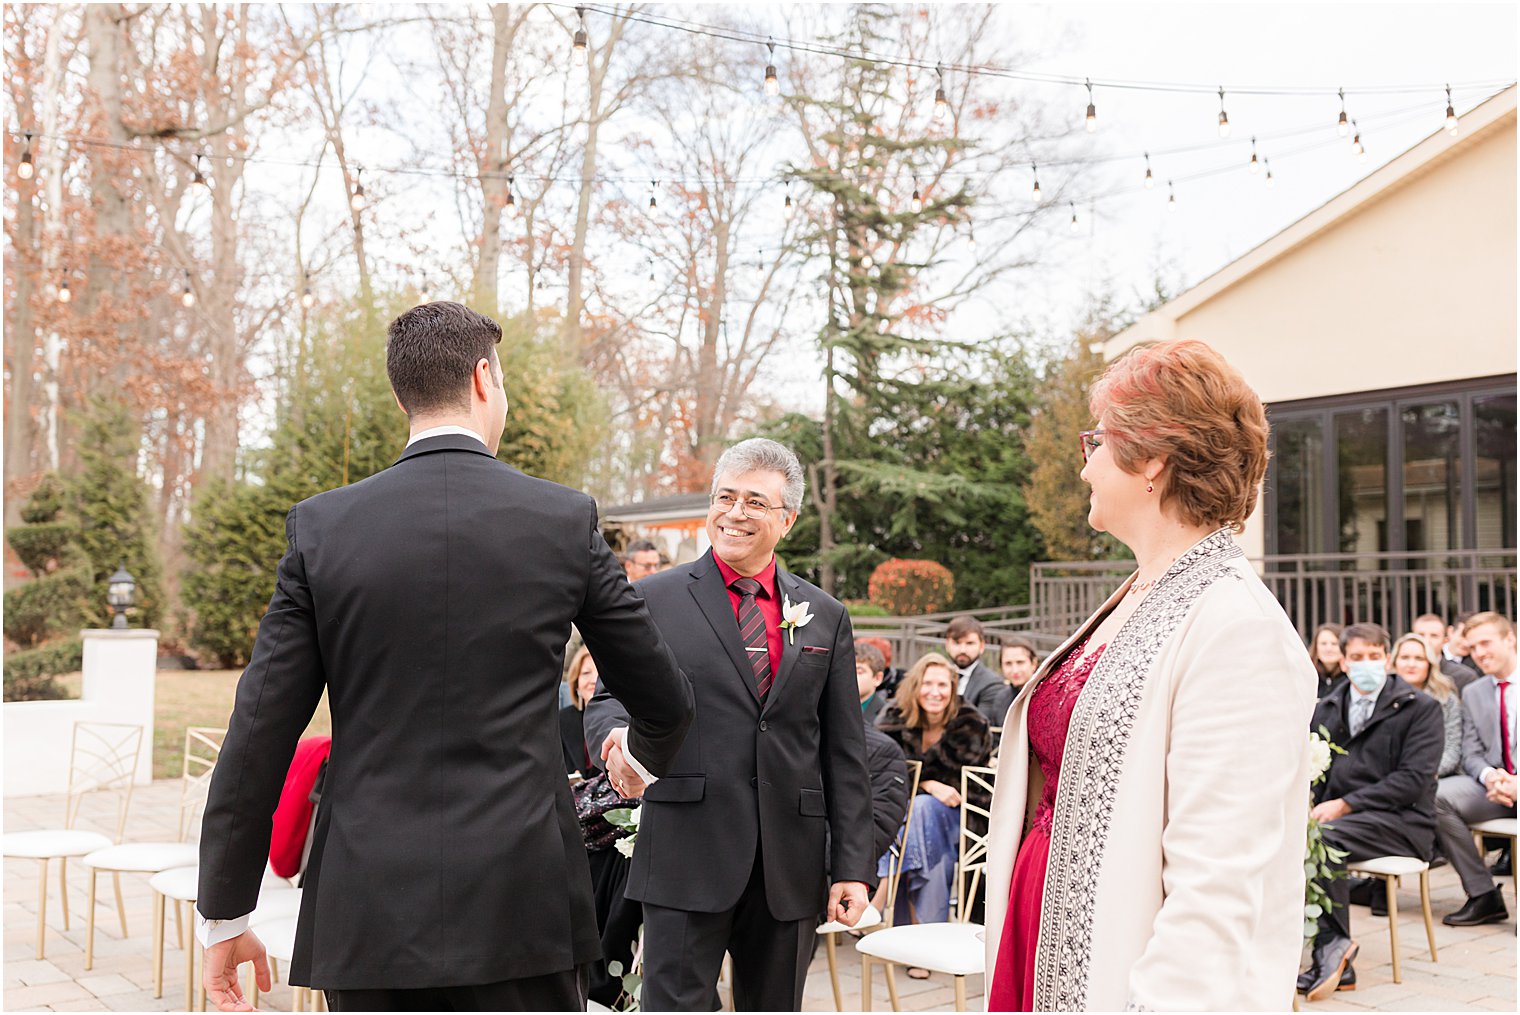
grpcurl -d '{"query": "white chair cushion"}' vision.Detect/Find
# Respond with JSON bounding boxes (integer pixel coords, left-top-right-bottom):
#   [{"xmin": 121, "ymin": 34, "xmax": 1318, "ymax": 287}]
[
  {"xmin": 854, "ymin": 922, "xmax": 986, "ymax": 976},
  {"xmin": 149, "ymin": 865, "xmax": 200, "ymax": 901},
  {"xmin": 1347, "ymin": 855, "xmax": 1429, "ymax": 877},
  {"xmin": 1471, "ymin": 817, "xmax": 1518, "ymax": 837},
  {"xmin": 249, "ymin": 887, "xmax": 303, "ymax": 927},
  {"xmin": 83, "ymin": 842, "xmax": 200, "ymax": 872},
  {"xmin": 817, "ymin": 904, "xmax": 883, "ymax": 935},
  {"xmin": 257, "ymin": 916, "xmax": 299, "ymax": 963},
  {"xmin": 2, "ymin": 829, "xmax": 112, "ymax": 859},
  {"xmin": 588, "ymin": 1002, "xmax": 614, "ymax": 1013}
]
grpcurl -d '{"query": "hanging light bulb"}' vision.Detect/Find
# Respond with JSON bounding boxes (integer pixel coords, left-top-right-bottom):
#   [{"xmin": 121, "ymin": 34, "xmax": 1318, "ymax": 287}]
[
  {"xmin": 180, "ymin": 269, "xmax": 195, "ymax": 308},
  {"xmin": 861, "ymin": 253, "xmax": 874, "ymax": 269},
  {"xmin": 1143, "ymin": 152, "xmax": 1154, "ymax": 189},
  {"xmin": 763, "ymin": 40, "xmax": 779, "ymax": 98},
  {"xmin": 300, "ymin": 274, "xmax": 316, "ymax": 310},
  {"xmin": 933, "ymin": 65, "xmax": 949, "ymax": 123},
  {"xmin": 1264, "ymin": 159, "xmax": 1275, "ymax": 188},
  {"xmin": 418, "ymin": 274, "xmax": 431, "ymax": 304},
  {"xmin": 17, "ymin": 132, "xmax": 34, "ymax": 180},
  {"xmin": 966, "ymin": 227, "xmax": 976, "ymax": 252},
  {"xmin": 572, "ymin": 6, "xmax": 588, "ymax": 67},
  {"xmin": 350, "ymin": 167, "xmax": 366, "ymax": 211},
  {"xmin": 1337, "ymin": 88, "xmax": 1349, "ymax": 137},
  {"xmin": 1084, "ymin": 78, "xmax": 1097, "ymax": 133},
  {"xmin": 192, "ymin": 153, "xmax": 208, "ymax": 188},
  {"xmin": 1031, "ymin": 164, "xmax": 1041, "ymax": 202},
  {"xmin": 648, "ymin": 180, "xmax": 657, "ymax": 211},
  {"xmin": 1167, "ymin": 181, "xmax": 1176, "ymax": 212},
  {"xmin": 1248, "ymin": 137, "xmax": 1259, "ymax": 174},
  {"xmin": 1445, "ymin": 84, "xmax": 1459, "ymax": 134},
  {"xmin": 1351, "ymin": 121, "xmax": 1364, "ymax": 157},
  {"xmin": 783, "ymin": 190, "xmax": 795, "ymax": 221},
  {"xmin": 1217, "ymin": 87, "xmax": 1230, "ymax": 138},
  {"xmin": 910, "ymin": 180, "xmax": 922, "ymax": 214},
  {"xmin": 505, "ymin": 176, "xmax": 517, "ymax": 218},
  {"xmin": 1069, "ymin": 202, "xmax": 1079, "ymax": 232},
  {"xmin": 57, "ymin": 271, "xmax": 71, "ymax": 304}
]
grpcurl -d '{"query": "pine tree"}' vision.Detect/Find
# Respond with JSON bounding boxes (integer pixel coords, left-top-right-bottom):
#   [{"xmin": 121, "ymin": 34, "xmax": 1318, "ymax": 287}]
[{"xmin": 3, "ymin": 475, "xmax": 92, "ymax": 699}]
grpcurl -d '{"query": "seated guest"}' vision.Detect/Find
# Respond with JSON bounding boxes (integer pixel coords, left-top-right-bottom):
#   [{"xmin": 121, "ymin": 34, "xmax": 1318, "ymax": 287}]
[
  {"xmin": 1300, "ymin": 623, "xmax": 1442, "ymax": 1001},
  {"xmin": 621, "ymin": 538, "xmax": 662, "ymax": 582},
  {"xmin": 559, "ymin": 646, "xmax": 600, "ymax": 777},
  {"xmin": 1449, "ymin": 612, "xmax": 1479, "ymax": 672},
  {"xmin": 858, "ymin": 635, "xmax": 902, "ymax": 701},
  {"xmin": 878, "ymin": 653, "xmax": 993, "ymax": 938},
  {"xmin": 1413, "ymin": 612, "xmax": 1480, "ymax": 691},
  {"xmin": 1309, "ymin": 622, "xmax": 1345, "ymax": 699},
  {"xmin": 999, "ymin": 637, "xmax": 1039, "ymax": 692},
  {"xmin": 1433, "ymin": 611, "xmax": 1517, "ymax": 926},
  {"xmin": 944, "ymin": 615, "xmax": 1013, "ymax": 723},
  {"xmin": 856, "ymin": 641, "xmax": 890, "ymax": 726},
  {"xmin": 1392, "ymin": 632, "xmax": 1464, "ymax": 778}
]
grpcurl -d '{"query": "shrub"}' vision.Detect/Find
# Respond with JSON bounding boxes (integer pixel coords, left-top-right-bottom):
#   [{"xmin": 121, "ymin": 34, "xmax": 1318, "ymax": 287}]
[
  {"xmin": 867, "ymin": 559, "xmax": 956, "ymax": 616},
  {"xmin": 844, "ymin": 600, "xmax": 890, "ymax": 617},
  {"xmin": 3, "ymin": 638, "xmax": 82, "ymax": 702}
]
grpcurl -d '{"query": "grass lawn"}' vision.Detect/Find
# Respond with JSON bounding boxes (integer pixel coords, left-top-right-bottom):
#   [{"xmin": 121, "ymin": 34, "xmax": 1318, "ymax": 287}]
[{"xmin": 57, "ymin": 669, "xmax": 332, "ymax": 779}]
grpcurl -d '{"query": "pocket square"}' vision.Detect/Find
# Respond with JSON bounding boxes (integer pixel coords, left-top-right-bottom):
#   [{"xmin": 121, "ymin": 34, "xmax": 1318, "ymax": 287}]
[{"xmin": 801, "ymin": 645, "xmax": 831, "ymax": 655}]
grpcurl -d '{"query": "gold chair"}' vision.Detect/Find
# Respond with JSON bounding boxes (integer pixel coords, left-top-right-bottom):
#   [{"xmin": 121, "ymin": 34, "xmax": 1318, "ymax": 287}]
[
  {"xmin": 815, "ymin": 760, "xmax": 922, "ymax": 1010},
  {"xmin": 1344, "ymin": 855, "xmax": 1438, "ymax": 984},
  {"xmin": 1, "ymin": 721, "xmax": 142, "ymax": 959},
  {"xmin": 856, "ymin": 764, "xmax": 995, "ymax": 1011}
]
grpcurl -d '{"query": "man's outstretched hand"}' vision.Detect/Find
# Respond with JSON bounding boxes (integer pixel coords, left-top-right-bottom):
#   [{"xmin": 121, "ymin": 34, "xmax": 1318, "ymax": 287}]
[
  {"xmin": 204, "ymin": 930, "xmax": 271, "ymax": 1012},
  {"xmin": 827, "ymin": 880, "xmax": 872, "ymax": 927},
  {"xmin": 600, "ymin": 729, "xmax": 647, "ymax": 799}
]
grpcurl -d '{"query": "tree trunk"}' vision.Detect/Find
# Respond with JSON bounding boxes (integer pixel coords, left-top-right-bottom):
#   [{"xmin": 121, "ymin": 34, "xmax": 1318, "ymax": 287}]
[{"xmin": 474, "ymin": 4, "xmax": 513, "ymax": 312}]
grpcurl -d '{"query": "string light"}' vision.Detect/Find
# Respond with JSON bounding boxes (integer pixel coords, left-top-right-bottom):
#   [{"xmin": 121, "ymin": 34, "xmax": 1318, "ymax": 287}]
[
  {"xmin": 1337, "ymin": 88, "xmax": 1349, "ymax": 136},
  {"xmin": 1445, "ymin": 84, "xmax": 1459, "ymax": 134},
  {"xmin": 1248, "ymin": 137, "xmax": 1260, "ymax": 173},
  {"xmin": 933, "ymin": 65, "xmax": 949, "ymax": 123},
  {"xmin": 910, "ymin": 178, "xmax": 922, "ymax": 214},
  {"xmin": 763, "ymin": 40, "xmax": 779, "ymax": 98},
  {"xmin": 350, "ymin": 167, "xmax": 366, "ymax": 211},
  {"xmin": 1350, "ymin": 120, "xmax": 1364, "ymax": 157},
  {"xmin": 1084, "ymin": 78, "xmax": 1097, "ymax": 133},
  {"xmin": 505, "ymin": 176, "xmax": 517, "ymax": 217},
  {"xmin": 1167, "ymin": 181, "xmax": 1177, "ymax": 212},
  {"xmin": 17, "ymin": 132, "xmax": 34, "ymax": 180},
  {"xmin": 783, "ymin": 188, "xmax": 794, "ymax": 220},
  {"xmin": 418, "ymin": 273, "xmax": 431, "ymax": 304},
  {"xmin": 180, "ymin": 269, "xmax": 195, "ymax": 308},
  {"xmin": 57, "ymin": 270, "xmax": 71, "ymax": 304},
  {"xmin": 1143, "ymin": 152, "xmax": 1154, "ymax": 189},
  {"xmin": 1030, "ymin": 163, "xmax": 1041, "ymax": 202},
  {"xmin": 1264, "ymin": 158, "xmax": 1275, "ymax": 188},
  {"xmin": 966, "ymin": 225, "xmax": 976, "ymax": 251},
  {"xmin": 1069, "ymin": 202, "xmax": 1079, "ymax": 232},
  {"xmin": 192, "ymin": 154, "xmax": 208, "ymax": 188},
  {"xmin": 648, "ymin": 180, "xmax": 657, "ymax": 210},
  {"xmin": 572, "ymin": 6, "xmax": 588, "ymax": 67},
  {"xmin": 1217, "ymin": 86, "xmax": 1231, "ymax": 137},
  {"xmin": 300, "ymin": 273, "xmax": 316, "ymax": 309}
]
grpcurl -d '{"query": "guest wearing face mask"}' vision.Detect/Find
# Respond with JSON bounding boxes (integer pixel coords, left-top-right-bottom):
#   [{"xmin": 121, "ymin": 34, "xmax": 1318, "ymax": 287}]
[{"xmin": 1298, "ymin": 623, "xmax": 1443, "ymax": 1001}]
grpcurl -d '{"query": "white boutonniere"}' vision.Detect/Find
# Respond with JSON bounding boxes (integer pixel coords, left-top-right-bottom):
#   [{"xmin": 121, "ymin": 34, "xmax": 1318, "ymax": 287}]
[{"xmin": 780, "ymin": 596, "xmax": 814, "ymax": 645}]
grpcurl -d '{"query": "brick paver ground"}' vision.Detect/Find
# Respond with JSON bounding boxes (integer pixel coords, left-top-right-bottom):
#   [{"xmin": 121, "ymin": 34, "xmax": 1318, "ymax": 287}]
[{"xmin": 5, "ymin": 780, "xmax": 1514, "ymax": 1011}]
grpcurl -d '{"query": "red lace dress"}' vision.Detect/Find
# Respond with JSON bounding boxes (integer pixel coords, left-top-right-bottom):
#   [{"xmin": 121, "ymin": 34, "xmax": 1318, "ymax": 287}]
[{"xmin": 988, "ymin": 639, "xmax": 1106, "ymax": 1012}]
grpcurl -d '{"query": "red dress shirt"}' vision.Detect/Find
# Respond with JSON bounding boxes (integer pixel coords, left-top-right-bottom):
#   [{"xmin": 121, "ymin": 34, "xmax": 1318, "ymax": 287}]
[{"xmin": 713, "ymin": 553, "xmax": 784, "ymax": 680}]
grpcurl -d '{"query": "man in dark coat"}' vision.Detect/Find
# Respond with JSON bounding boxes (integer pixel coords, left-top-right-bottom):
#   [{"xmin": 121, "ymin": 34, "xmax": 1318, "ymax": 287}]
[
  {"xmin": 195, "ymin": 303, "xmax": 693, "ymax": 1012},
  {"xmin": 1299, "ymin": 623, "xmax": 1443, "ymax": 1002},
  {"xmin": 584, "ymin": 438, "xmax": 874, "ymax": 1011}
]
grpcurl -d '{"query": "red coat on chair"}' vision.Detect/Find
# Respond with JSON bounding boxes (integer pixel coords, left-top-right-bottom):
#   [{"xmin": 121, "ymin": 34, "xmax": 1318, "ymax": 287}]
[{"xmin": 268, "ymin": 736, "xmax": 331, "ymax": 879}]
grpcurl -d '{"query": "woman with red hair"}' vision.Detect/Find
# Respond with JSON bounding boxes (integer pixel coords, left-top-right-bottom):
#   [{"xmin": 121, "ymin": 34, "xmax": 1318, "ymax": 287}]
[{"xmin": 985, "ymin": 340, "xmax": 1317, "ymax": 1010}]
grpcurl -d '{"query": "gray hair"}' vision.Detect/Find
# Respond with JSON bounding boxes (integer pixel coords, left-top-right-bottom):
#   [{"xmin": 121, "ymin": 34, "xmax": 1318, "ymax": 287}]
[{"xmin": 711, "ymin": 438, "xmax": 805, "ymax": 514}]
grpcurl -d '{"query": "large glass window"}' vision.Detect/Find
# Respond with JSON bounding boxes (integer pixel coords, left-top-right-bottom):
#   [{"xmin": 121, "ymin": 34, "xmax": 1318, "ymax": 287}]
[
  {"xmin": 1474, "ymin": 392, "xmax": 1517, "ymax": 550},
  {"xmin": 1335, "ymin": 408, "xmax": 1389, "ymax": 554},
  {"xmin": 1401, "ymin": 402, "xmax": 1462, "ymax": 552},
  {"xmin": 1275, "ymin": 418, "xmax": 1325, "ymax": 555}
]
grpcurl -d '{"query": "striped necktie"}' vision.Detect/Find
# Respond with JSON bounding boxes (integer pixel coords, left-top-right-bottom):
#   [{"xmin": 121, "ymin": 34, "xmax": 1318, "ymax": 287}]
[{"xmin": 731, "ymin": 577, "xmax": 774, "ymax": 698}]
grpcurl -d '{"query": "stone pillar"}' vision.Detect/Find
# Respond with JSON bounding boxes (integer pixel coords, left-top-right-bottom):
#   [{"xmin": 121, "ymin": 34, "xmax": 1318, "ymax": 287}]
[{"xmin": 80, "ymin": 628, "xmax": 158, "ymax": 785}]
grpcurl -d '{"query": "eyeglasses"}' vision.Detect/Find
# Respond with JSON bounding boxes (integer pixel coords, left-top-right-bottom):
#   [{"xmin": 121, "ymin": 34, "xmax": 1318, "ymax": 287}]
[
  {"xmin": 1079, "ymin": 429, "xmax": 1106, "ymax": 463},
  {"xmin": 710, "ymin": 492, "xmax": 788, "ymax": 520}
]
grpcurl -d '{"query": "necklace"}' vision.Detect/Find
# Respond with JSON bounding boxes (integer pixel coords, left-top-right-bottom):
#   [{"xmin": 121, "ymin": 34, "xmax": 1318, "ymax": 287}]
[{"xmin": 1127, "ymin": 576, "xmax": 1158, "ymax": 597}]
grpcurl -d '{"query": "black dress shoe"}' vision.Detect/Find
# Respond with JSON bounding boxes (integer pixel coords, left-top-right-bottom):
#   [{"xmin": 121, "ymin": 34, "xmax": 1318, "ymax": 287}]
[
  {"xmin": 1297, "ymin": 961, "xmax": 1355, "ymax": 993},
  {"xmin": 1492, "ymin": 845, "xmax": 1512, "ymax": 877},
  {"xmin": 1346, "ymin": 876, "xmax": 1373, "ymax": 906},
  {"xmin": 1305, "ymin": 935, "xmax": 1358, "ymax": 1002},
  {"xmin": 1369, "ymin": 881, "xmax": 1388, "ymax": 917},
  {"xmin": 1443, "ymin": 888, "xmax": 1510, "ymax": 926}
]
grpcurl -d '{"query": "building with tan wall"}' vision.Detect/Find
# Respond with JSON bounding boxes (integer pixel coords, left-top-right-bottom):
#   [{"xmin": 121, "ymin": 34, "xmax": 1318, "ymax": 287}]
[{"xmin": 1104, "ymin": 85, "xmax": 1516, "ymax": 593}]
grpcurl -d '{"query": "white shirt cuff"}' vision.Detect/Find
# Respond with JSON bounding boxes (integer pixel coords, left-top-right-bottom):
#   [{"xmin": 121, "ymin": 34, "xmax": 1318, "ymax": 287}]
[
  {"xmin": 196, "ymin": 910, "xmax": 251, "ymax": 948},
  {"xmin": 1480, "ymin": 766, "xmax": 1498, "ymax": 786},
  {"xmin": 610, "ymin": 727, "xmax": 658, "ymax": 787}
]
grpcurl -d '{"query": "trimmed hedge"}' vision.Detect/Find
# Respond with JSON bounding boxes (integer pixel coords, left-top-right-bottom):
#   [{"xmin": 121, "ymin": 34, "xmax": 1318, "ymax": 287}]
[
  {"xmin": 867, "ymin": 559, "xmax": 956, "ymax": 616},
  {"xmin": 3, "ymin": 638, "xmax": 82, "ymax": 702}
]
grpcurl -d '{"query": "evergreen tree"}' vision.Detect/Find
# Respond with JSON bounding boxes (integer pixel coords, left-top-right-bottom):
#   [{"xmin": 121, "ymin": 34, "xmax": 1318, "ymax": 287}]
[{"xmin": 3, "ymin": 474, "xmax": 93, "ymax": 699}]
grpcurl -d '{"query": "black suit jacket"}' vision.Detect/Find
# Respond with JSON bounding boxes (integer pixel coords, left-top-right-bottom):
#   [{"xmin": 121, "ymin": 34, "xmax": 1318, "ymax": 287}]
[
  {"xmin": 1310, "ymin": 674, "xmax": 1443, "ymax": 853},
  {"xmin": 584, "ymin": 550, "xmax": 875, "ymax": 921},
  {"xmin": 197, "ymin": 435, "xmax": 693, "ymax": 990}
]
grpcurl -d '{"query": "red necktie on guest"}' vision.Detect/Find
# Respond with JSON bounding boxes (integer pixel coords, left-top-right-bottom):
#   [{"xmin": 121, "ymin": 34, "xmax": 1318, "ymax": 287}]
[{"xmin": 1499, "ymin": 678, "xmax": 1514, "ymax": 775}]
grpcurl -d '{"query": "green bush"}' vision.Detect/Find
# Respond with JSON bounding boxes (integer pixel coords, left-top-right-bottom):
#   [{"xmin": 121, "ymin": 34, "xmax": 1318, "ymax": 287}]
[
  {"xmin": 3, "ymin": 559, "xmax": 93, "ymax": 647},
  {"xmin": 6, "ymin": 522, "xmax": 75, "ymax": 573},
  {"xmin": 3, "ymin": 638, "xmax": 82, "ymax": 701},
  {"xmin": 845, "ymin": 600, "xmax": 890, "ymax": 617},
  {"xmin": 19, "ymin": 474, "xmax": 66, "ymax": 524}
]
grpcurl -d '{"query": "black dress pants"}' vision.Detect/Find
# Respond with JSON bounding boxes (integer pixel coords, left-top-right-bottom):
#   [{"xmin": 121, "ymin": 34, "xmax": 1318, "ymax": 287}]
[
  {"xmin": 1315, "ymin": 812, "xmax": 1433, "ymax": 941},
  {"xmin": 640, "ymin": 842, "xmax": 814, "ymax": 1012},
  {"xmin": 325, "ymin": 965, "xmax": 587, "ymax": 1012}
]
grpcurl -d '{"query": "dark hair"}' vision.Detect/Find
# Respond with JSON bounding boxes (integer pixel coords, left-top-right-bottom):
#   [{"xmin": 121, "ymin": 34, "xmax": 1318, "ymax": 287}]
[
  {"xmin": 1340, "ymin": 622, "xmax": 1391, "ymax": 654},
  {"xmin": 386, "ymin": 302, "xmax": 502, "ymax": 416},
  {"xmin": 1454, "ymin": 610, "xmax": 1477, "ymax": 629},
  {"xmin": 945, "ymin": 616, "xmax": 985, "ymax": 641},
  {"xmin": 623, "ymin": 539, "xmax": 659, "ymax": 560},
  {"xmin": 1000, "ymin": 636, "xmax": 1038, "ymax": 662},
  {"xmin": 854, "ymin": 641, "xmax": 886, "ymax": 676}
]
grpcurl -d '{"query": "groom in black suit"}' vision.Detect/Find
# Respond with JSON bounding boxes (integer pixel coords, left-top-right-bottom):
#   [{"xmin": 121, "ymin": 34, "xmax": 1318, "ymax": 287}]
[
  {"xmin": 195, "ymin": 303, "xmax": 693, "ymax": 1011},
  {"xmin": 585, "ymin": 438, "xmax": 875, "ymax": 1011}
]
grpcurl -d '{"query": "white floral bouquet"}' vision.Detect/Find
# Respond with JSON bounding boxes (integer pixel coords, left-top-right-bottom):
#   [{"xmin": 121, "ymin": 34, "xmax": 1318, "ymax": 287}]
[
  {"xmin": 1304, "ymin": 726, "xmax": 1348, "ymax": 939},
  {"xmin": 605, "ymin": 805, "xmax": 641, "ymax": 858}
]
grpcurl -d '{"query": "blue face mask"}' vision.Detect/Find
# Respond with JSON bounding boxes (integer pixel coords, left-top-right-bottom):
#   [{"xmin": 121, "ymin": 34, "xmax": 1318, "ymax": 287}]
[{"xmin": 1347, "ymin": 659, "xmax": 1386, "ymax": 694}]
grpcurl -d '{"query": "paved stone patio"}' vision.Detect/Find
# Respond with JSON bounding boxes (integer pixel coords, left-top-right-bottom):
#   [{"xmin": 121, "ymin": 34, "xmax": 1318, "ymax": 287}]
[{"xmin": 4, "ymin": 780, "xmax": 1514, "ymax": 1011}]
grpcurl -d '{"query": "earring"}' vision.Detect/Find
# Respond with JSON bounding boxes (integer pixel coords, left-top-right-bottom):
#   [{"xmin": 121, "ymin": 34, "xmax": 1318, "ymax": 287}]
[{"xmin": 1146, "ymin": 481, "xmax": 1154, "ymax": 493}]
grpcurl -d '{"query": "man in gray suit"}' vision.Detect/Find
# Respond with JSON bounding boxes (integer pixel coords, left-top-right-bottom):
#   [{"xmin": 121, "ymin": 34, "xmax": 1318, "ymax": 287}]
[
  {"xmin": 1433, "ymin": 611, "xmax": 1516, "ymax": 926},
  {"xmin": 943, "ymin": 616, "xmax": 1012, "ymax": 724}
]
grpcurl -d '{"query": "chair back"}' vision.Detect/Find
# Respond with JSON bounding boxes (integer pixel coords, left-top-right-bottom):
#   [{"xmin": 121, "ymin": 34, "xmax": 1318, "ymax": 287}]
[
  {"xmin": 178, "ymin": 727, "xmax": 226, "ymax": 842},
  {"xmin": 955, "ymin": 764, "xmax": 997, "ymax": 923},
  {"xmin": 64, "ymin": 722, "xmax": 144, "ymax": 841},
  {"xmin": 880, "ymin": 759, "xmax": 923, "ymax": 928}
]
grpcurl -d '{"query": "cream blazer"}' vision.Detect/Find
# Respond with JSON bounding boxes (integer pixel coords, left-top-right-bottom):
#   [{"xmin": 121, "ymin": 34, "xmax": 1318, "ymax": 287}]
[{"xmin": 984, "ymin": 529, "xmax": 1317, "ymax": 1011}]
